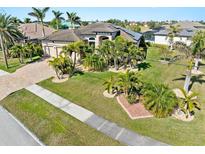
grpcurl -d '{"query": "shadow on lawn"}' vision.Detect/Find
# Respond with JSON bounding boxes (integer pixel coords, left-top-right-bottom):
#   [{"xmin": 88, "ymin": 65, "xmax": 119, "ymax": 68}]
[
  {"xmin": 173, "ymin": 74, "xmax": 205, "ymax": 91},
  {"xmin": 137, "ymin": 62, "xmax": 151, "ymax": 71}
]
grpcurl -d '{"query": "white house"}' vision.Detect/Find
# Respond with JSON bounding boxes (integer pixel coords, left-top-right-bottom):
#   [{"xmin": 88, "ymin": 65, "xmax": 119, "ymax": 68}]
[{"xmin": 154, "ymin": 21, "xmax": 205, "ymax": 46}]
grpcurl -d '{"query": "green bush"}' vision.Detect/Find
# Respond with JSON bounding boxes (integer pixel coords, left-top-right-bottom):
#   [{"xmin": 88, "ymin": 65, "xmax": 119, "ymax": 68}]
[
  {"xmin": 127, "ymin": 93, "xmax": 137, "ymax": 104},
  {"xmin": 142, "ymin": 82, "xmax": 177, "ymax": 118}
]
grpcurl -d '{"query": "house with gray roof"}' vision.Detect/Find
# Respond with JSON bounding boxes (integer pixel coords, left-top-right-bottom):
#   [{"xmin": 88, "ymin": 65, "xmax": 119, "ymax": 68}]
[
  {"xmin": 42, "ymin": 22, "xmax": 144, "ymax": 57},
  {"xmin": 153, "ymin": 21, "xmax": 205, "ymax": 46}
]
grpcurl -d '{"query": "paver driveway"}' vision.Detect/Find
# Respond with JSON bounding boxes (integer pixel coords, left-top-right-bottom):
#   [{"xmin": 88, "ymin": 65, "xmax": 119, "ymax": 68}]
[
  {"xmin": 0, "ymin": 106, "xmax": 42, "ymax": 146},
  {"xmin": 0, "ymin": 58, "xmax": 55, "ymax": 101}
]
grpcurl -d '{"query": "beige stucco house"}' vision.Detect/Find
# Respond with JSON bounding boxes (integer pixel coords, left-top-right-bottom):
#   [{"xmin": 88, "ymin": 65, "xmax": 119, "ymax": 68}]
[{"xmin": 42, "ymin": 22, "xmax": 144, "ymax": 57}]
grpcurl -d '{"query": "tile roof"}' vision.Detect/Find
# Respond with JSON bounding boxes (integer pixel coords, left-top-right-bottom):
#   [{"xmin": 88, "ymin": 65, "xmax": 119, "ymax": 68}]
[
  {"xmin": 19, "ymin": 23, "xmax": 55, "ymax": 40},
  {"xmin": 43, "ymin": 22, "xmax": 142, "ymax": 43}
]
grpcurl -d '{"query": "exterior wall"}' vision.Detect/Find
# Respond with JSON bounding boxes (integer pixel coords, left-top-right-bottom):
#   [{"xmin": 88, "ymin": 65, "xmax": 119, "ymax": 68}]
[
  {"xmin": 42, "ymin": 41, "xmax": 68, "ymax": 57},
  {"xmin": 154, "ymin": 35, "xmax": 192, "ymax": 46}
]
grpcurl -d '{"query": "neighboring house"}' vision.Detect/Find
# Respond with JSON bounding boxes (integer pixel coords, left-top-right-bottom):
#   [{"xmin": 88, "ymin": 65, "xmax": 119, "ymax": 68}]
[
  {"xmin": 42, "ymin": 22, "xmax": 144, "ymax": 57},
  {"xmin": 153, "ymin": 21, "xmax": 205, "ymax": 46},
  {"xmin": 19, "ymin": 23, "xmax": 55, "ymax": 43}
]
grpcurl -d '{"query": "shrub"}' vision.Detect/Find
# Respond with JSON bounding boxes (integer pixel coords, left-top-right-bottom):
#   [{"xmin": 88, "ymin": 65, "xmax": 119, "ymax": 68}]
[
  {"xmin": 127, "ymin": 93, "xmax": 137, "ymax": 104},
  {"xmin": 142, "ymin": 82, "xmax": 177, "ymax": 118}
]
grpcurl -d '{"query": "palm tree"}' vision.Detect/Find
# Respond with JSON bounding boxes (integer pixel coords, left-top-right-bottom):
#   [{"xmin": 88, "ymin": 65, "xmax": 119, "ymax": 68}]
[
  {"xmin": 103, "ymin": 75, "xmax": 117, "ymax": 94},
  {"xmin": 83, "ymin": 53, "xmax": 106, "ymax": 71},
  {"xmin": 0, "ymin": 14, "xmax": 23, "ymax": 68},
  {"xmin": 28, "ymin": 7, "xmax": 50, "ymax": 37},
  {"xmin": 24, "ymin": 18, "xmax": 31, "ymax": 23},
  {"xmin": 63, "ymin": 41, "xmax": 84, "ymax": 74},
  {"xmin": 167, "ymin": 25, "xmax": 181, "ymax": 50},
  {"xmin": 66, "ymin": 12, "xmax": 81, "ymax": 29},
  {"xmin": 142, "ymin": 83, "xmax": 178, "ymax": 118},
  {"xmin": 178, "ymin": 88, "xmax": 200, "ymax": 118},
  {"xmin": 52, "ymin": 10, "xmax": 64, "ymax": 30},
  {"xmin": 10, "ymin": 44, "xmax": 24, "ymax": 63},
  {"xmin": 117, "ymin": 70, "xmax": 141, "ymax": 97},
  {"xmin": 48, "ymin": 55, "xmax": 73, "ymax": 79},
  {"xmin": 191, "ymin": 30, "xmax": 205, "ymax": 70}
]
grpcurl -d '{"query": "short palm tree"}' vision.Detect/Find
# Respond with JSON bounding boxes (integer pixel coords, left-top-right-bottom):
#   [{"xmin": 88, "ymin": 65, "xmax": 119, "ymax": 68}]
[
  {"xmin": 10, "ymin": 44, "xmax": 24, "ymax": 63},
  {"xmin": 48, "ymin": 55, "xmax": 73, "ymax": 79},
  {"xmin": 117, "ymin": 70, "xmax": 141, "ymax": 97},
  {"xmin": 0, "ymin": 13, "xmax": 23, "ymax": 68},
  {"xmin": 28, "ymin": 7, "xmax": 50, "ymax": 37},
  {"xmin": 191, "ymin": 30, "xmax": 205, "ymax": 70},
  {"xmin": 167, "ymin": 25, "xmax": 181, "ymax": 50},
  {"xmin": 66, "ymin": 12, "xmax": 81, "ymax": 29},
  {"xmin": 142, "ymin": 83, "xmax": 177, "ymax": 118},
  {"xmin": 83, "ymin": 53, "xmax": 106, "ymax": 71},
  {"xmin": 178, "ymin": 88, "xmax": 200, "ymax": 118},
  {"xmin": 103, "ymin": 75, "xmax": 117, "ymax": 94},
  {"xmin": 52, "ymin": 10, "xmax": 64, "ymax": 30}
]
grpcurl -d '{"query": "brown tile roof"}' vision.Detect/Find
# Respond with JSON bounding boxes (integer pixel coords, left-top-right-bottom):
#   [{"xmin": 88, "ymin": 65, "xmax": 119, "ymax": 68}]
[{"xmin": 19, "ymin": 23, "xmax": 55, "ymax": 40}]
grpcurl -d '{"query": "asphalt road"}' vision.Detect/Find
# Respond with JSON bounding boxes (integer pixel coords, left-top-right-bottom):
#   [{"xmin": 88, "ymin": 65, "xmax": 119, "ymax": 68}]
[{"xmin": 0, "ymin": 106, "xmax": 42, "ymax": 146}]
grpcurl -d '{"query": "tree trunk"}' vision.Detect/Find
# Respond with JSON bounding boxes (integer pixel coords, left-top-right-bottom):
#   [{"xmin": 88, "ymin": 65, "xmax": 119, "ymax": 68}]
[
  {"xmin": 114, "ymin": 58, "xmax": 118, "ymax": 70},
  {"xmin": 0, "ymin": 35, "xmax": 9, "ymax": 69},
  {"xmin": 184, "ymin": 70, "xmax": 192, "ymax": 93},
  {"xmin": 194, "ymin": 57, "xmax": 200, "ymax": 70},
  {"xmin": 41, "ymin": 22, "xmax": 46, "ymax": 37}
]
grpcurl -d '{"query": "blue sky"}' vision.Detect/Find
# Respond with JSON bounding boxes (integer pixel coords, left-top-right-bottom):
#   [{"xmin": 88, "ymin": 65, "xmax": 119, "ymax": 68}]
[{"xmin": 1, "ymin": 7, "xmax": 205, "ymax": 21}]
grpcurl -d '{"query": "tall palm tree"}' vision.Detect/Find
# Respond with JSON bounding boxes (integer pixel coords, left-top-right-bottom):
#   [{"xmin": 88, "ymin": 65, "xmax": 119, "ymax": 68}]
[
  {"xmin": 178, "ymin": 88, "xmax": 200, "ymax": 118},
  {"xmin": 28, "ymin": 7, "xmax": 50, "ymax": 37},
  {"xmin": 191, "ymin": 30, "xmax": 205, "ymax": 70},
  {"xmin": 0, "ymin": 14, "xmax": 23, "ymax": 68},
  {"xmin": 167, "ymin": 25, "xmax": 181, "ymax": 50},
  {"xmin": 66, "ymin": 12, "xmax": 81, "ymax": 29},
  {"xmin": 52, "ymin": 10, "xmax": 64, "ymax": 30}
]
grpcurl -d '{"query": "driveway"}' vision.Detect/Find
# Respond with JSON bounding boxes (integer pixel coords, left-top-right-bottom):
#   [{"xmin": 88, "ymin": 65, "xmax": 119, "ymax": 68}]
[
  {"xmin": 0, "ymin": 58, "xmax": 55, "ymax": 101},
  {"xmin": 0, "ymin": 106, "xmax": 42, "ymax": 146}
]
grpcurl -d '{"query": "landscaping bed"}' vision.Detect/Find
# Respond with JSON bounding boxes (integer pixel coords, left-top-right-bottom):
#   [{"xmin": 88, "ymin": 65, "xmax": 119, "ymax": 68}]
[{"xmin": 38, "ymin": 47, "xmax": 205, "ymax": 145}]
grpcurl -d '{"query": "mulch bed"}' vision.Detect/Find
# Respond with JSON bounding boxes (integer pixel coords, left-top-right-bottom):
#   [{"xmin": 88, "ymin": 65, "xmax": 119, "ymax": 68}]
[{"xmin": 116, "ymin": 95, "xmax": 153, "ymax": 120}]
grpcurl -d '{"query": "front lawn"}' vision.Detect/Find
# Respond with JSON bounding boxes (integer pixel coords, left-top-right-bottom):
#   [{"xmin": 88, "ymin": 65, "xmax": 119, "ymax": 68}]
[
  {"xmin": 38, "ymin": 47, "xmax": 205, "ymax": 145},
  {"xmin": 0, "ymin": 89, "xmax": 122, "ymax": 146},
  {"xmin": 0, "ymin": 51, "xmax": 41, "ymax": 73}
]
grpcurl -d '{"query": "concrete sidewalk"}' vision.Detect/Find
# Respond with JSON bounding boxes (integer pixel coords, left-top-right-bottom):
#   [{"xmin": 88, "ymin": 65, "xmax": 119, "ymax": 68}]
[
  {"xmin": 0, "ymin": 106, "xmax": 43, "ymax": 146},
  {"xmin": 26, "ymin": 84, "xmax": 168, "ymax": 146}
]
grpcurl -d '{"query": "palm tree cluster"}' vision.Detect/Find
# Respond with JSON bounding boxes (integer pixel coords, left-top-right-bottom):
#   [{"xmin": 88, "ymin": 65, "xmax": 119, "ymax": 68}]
[
  {"xmin": 48, "ymin": 55, "xmax": 73, "ymax": 79},
  {"xmin": 83, "ymin": 36, "xmax": 147, "ymax": 71},
  {"xmin": 104, "ymin": 70, "xmax": 143, "ymax": 104},
  {"xmin": 10, "ymin": 43, "xmax": 43, "ymax": 63}
]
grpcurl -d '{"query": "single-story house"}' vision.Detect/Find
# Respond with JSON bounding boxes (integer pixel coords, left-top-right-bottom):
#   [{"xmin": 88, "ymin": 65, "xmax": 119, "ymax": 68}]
[
  {"xmin": 42, "ymin": 22, "xmax": 144, "ymax": 57},
  {"xmin": 19, "ymin": 23, "xmax": 55, "ymax": 43},
  {"xmin": 153, "ymin": 21, "xmax": 205, "ymax": 46}
]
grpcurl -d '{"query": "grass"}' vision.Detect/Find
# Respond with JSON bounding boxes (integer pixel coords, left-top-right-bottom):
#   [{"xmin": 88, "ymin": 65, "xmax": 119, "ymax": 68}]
[
  {"xmin": 37, "ymin": 46, "xmax": 205, "ymax": 145},
  {"xmin": 0, "ymin": 89, "xmax": 122, "ymax": 146},
  {"xmin": 0, "ymin": 51, "xmax": 41, "ymax": 73}
]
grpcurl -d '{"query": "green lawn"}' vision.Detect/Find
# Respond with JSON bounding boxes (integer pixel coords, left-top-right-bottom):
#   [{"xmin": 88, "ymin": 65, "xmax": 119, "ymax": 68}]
[
  {"xmin": 0, "ymin": 89, "xmax": 122, "ymax": 146},
  {"xmin": 0, "ymin": 51, "xmax": 41, "ymax": 73},
  {"xmin": 37, "ymin": 47, "xmax": 205, "ymax": 145}
]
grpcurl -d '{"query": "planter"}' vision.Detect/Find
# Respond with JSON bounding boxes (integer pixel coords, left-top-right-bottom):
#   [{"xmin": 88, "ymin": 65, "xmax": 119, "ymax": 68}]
[
  {"xmin": 103, "ymin": 90, "xmax": 116, "ymax": 98},
  {"xmin": 172, "ymin": 108, "xmax": 194, "ymax": 122},
  {"xmin": 52, "ymin": 74, "xmax": 69, "ymax": 83}
]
